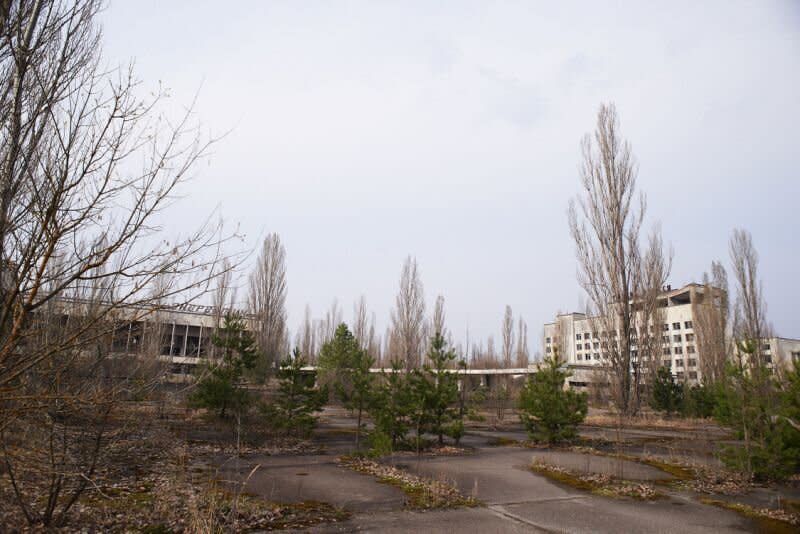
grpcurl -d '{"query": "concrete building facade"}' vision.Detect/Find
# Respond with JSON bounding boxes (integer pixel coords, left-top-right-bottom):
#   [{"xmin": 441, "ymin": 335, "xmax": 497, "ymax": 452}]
[{"xmin": 543, "ymin": 283, "xmax": 799, "ymax": 389}]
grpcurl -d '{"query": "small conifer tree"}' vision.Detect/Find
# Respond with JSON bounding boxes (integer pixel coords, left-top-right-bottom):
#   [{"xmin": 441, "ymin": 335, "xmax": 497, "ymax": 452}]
[
  {"xmin": 650, "ymin": 366, "xmax": 684, "ymax": 416},
  {"xmin": 266, "ymin": 348, "xmax": 326, "ymax": 437},
  {"xmin": 190, "ymin": 314, "xmax": 258, "ymax": 418},
  {"xmin": 518, "ymin": 349, "xmax": 588, "ymax": 444}
]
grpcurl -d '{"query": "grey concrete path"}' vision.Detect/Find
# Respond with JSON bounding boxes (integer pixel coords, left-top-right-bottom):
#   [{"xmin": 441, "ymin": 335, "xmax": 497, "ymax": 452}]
[{"xmin": 215, "ymin": 428, "xmax": 757, "ymax": 533}]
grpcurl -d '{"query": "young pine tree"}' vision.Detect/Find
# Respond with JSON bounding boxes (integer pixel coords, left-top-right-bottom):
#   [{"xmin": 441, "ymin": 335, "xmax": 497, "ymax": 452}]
[
  {"xmin": 421, "ymin": 331, "xmax": 460, "ymax": 445},
  {"xmin": 190, "ymin": 314, "xmax": 259, "ymax": 418},
  {"xmin": 266, "ymin": 348, "xmax": 326, "ymax": 437},
  {"xmin": 714, "ymin": 339, "xmax": 798, "ymax": 480},
  {"xmin": 317, "ymin": 323, "xmax": 374, "ymax": 448},
  {"xmin": 518, "ymin": 349, "xmax": 588, "ymax": 444},
  {"xmin": 370, "ymin": 360, "xmax": 412, "ymax": 450},
  {"xmin": 650, "ymin": 366, "xmax": 684, "ymax": 416}
]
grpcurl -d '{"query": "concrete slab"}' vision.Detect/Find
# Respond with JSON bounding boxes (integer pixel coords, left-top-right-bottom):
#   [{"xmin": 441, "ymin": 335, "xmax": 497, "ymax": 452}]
[
  {"xmin": 395, "ymin": 447, "xmax": 669, "ymax": 507},
  {"xmin": 218, "ymin": 454, "xmax": 405, "ymax": 513},
  {"xmin": 501, "ymin": 494, "xmax": 752, "ymax": 534},
  {"xmin": 303, "ymin": 507, "xmax": 543, "ymax": 533}
]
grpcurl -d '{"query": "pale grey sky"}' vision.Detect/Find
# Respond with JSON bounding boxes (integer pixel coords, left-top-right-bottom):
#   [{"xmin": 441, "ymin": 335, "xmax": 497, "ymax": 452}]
[{"xmin": 100, "ymin": 1, "xmax": 800, "ymax": 353}]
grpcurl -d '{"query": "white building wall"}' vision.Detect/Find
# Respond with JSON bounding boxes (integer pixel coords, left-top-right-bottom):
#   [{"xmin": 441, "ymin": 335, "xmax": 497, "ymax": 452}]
[
  {"xmin": 544, "ymin": 283, "xmax": 800, "ymax": 387},
  {"xmin": 543, "ymin": 285, "xmax": 705, "ymax": 386}
]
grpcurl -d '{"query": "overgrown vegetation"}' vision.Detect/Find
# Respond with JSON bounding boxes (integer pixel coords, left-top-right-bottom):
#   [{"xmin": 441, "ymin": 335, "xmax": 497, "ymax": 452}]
[
  {"xmin": 336, "ymin": 456, "xmax": 478, "ymax": 509},
  {"xmin": 318, "ymin": 324, "xmax": 374, "ymax": 449},
  {"xmin": 650, "ymin": 366, "xmax": 684, "ymax": 416},
  {"xmin": 261, "ymin": 349, "xmax": 326, "ymax": 437},
  {"xmin": 713, "ymin": 342, "xmax": 800, "ymax": 481},
  {"xmin": 190, "ymin": 314, "xmax": 259, "ymax": 419},
  {"xmin": 529, "ymin": 459, "xmax": 661, "ymax": 500},
  {"xmin": 700, "ymin": 498, "xmax": 799, "ymax": 532},
  {"xmin": 518, "ymin": 351, "xmax": 588, "ymax": 444},
  {"xmin": 415, "ymin": 331, "xmax": 462, "ymax": 445}
]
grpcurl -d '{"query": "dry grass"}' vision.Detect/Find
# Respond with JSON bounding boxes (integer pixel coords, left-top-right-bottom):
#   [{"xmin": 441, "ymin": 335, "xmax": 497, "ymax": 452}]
[
  {"xmin": 529, "ymin": 459, "xmax": 661, "ymax": 500},
  {"xmin": 583, "ymin": 413, "xmax": 716, "ymax": 432},
  {"xmin": 0, "ymin": 404, "xmax": 349, "ymax": 532},
  {"xmin": 700, "ymin": 498, "xmax": 799, "ymax": 533},
  {"xmin": 336, "ymin": 456, "xmax": 479, "ymax": 509}
]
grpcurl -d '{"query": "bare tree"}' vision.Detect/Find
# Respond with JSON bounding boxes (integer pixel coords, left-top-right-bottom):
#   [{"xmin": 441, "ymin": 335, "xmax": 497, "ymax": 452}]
[
  {"xmin": 210, "ymin": 258, "xmax": 235, "ymax": 359},
  {"xmin": 569, "ymin": 103, "xmax": 670, "ymax": 415},
  {"xmin": 248, "ymin": 233, "xmax": 288, "ymax": 378},
  {"xmin": 729, "ymin": 229, "xmax": 770, "ymax": 365},
  {"xmin": 432, "ymin": 295, "xmax": 446, "ymax": 338},
  {"xmin": 694, "ymin": 261, "xmax": 729, "ymax": 384},
  {"xmin": 515, "ymin": 316, "xmax": 529, "ymax": 368},
  {"xmin": 366, "ymin": 312, "xmax": 380, "ymax": 362},
  {"xmin": 637, "ymin": 228, "xmax": 671, "ymax": 397},
  {"xmin": 501, "ymin": 305, "xmax": 514, "ymax": 369},
  {"xmin": 296, "ymin": 304, "xmax": 317, "ymax": 363},
  {"xmin": 389, "ymin": 256, "xmax": 425, "ymax": 370},
  {"xmin": 322, "ymin": 298, "xmax": 342, "ymax": 344},
  {"xmin": 352, "ymin": 295, "xmax": 369, "ymax": 349},
  {"xmin": 0, "ymin": 0, "xmax": 236, "ymax": 525}
]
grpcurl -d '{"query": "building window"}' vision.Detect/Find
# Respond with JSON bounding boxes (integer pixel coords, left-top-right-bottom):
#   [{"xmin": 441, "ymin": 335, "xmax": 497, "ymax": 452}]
[
  {"xmin": 546, "ymin": 347, "xmax": 551, "ymax": 353},
  {"xmin": 663, "ymin": 360, "xmax": 671, "ymax": 367},
  {"xmin": 576, "ymin": 333, "xmax": 582, "ymax": 340},
  {"xmin": 593, "ymin": 342, "xmax": 600, "ymax": 349},
  {"xmin": 673, "ymin": 334, "xmax": 681, "ymax": 343},
  {"xmin": 762, "ymin": 343, "xmax": 771, "ymax": 351},
  {"xmin": 662, "ymin": 324, "xmax": 669, "ymax": 331},
  {"xmin": 593, "ymin": 332, "xmax": 599, "ymax": 339},
  {"xmin": 688, "ymin": 358, "xmax": 696, "ymax": 367},
  {"xmin": 676, "ymin": 359, "xmax": 684, "ymax": 367},
  {"xmin": 674, "ymin": 346, "xmax": 683, "ymax": 355},
  {"xmin": 662, "ymin": 336, "xmax": 669, "ymax": 343},
  {"xmin": 684, "ymin": 321, "xmax": 693, "ymax": 329},
  {"xmin": 584, "ymin": 332, "xmax": 591, "ymax": 339},
  {"xmin": 765, "ymin": 355, "xmax": 772, "ymax": 364},
  {"xmin": 576, "ymin": 344, "xmax": 582, "ymax": 350},
  {"xmin": 546, "ymin": 337, "xmax": 551, "ymax": 343},
  {"xmin": 687, "ymin": 345, "xmax": 695, "ymax": 354},
  {"xmin": 689, "ymin": 371, "xmax": 697, "ymax": 380},
  {"xmin": 577, "ymin": 354, "xmax": 583, "ymax": 360},
  {"xmin": 663, "ymin": 348, "xmax": 671, "ymax": 355},
  {"xmin": 686, "ymin": 333, "xmax": 694, "ymax": 342},
  {"xmin": 677, "ymin": 372, "xmax": 685, "ymax": 380},
  {"xmin": 672, "ymin": 322, "xmax": 681, "ymax": 330},
  {"xmin": 594, "ymin": 353, "xmax": 600, "ymax": 360}
]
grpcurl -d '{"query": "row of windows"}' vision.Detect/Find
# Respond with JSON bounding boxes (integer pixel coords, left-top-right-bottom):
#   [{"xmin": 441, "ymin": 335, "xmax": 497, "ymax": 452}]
[
  {"xmin": 664, "ymin": 321, "xmax": 693, "ymax": 330},
  {"xmin": 662, "ymin": 346, "xmax": 696, "ymax": 355},
  {"xmin": 575, "ymin": 333, "xmax": 695, "ymax": 351},
  {"xmin": 567, "ymin": 321, "xmax": 694, "ymax": 343},
  {"xmin": 662, "ymin": 358, "xmax": 697, "ymax": 367}
]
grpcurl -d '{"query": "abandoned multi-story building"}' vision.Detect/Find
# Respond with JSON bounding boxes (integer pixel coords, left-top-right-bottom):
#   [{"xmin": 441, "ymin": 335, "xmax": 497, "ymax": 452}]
[
  {"xmin": 543, "ymin": 283, "xmax": 800, "ymax": 389},
  {"xmin": 101, "ymin": 302, "xmax": 257, "ymax": 378}
]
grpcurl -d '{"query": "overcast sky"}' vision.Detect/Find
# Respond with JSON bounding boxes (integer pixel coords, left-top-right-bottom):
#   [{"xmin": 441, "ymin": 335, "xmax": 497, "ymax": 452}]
[{"xmin": 100, "ymin": 1, "xmax": 800, "ymax": 354}]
